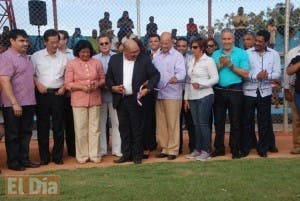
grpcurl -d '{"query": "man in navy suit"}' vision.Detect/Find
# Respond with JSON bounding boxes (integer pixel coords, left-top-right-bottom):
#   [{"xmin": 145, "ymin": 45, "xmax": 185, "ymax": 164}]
[{"xmin": 106, "ymin": 39, "xmax": 160, "ymax": 164}]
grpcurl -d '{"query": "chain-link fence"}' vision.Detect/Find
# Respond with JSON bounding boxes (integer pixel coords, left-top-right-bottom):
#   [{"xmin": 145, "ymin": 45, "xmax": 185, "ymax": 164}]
[{"xmin": 1, "ymin": 0, "xmax": 299, "ymax": 130}]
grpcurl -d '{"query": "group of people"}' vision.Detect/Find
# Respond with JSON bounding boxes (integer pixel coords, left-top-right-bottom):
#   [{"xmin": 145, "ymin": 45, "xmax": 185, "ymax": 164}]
[{"xmin": 0, "ymin": 13, "xmax": 300, "ymax": 171}]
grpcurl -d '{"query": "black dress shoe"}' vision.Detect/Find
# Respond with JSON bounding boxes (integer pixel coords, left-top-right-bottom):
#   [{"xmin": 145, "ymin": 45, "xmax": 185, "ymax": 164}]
[
  {"xmin": 167, "ymin": 155, "xmax": 176, "ymax": 160},
  {"xmin": 134, "ymin": 160, "xmax": 142, "ymax": 164},
  {"xmin": 156, "ymin": 153, "xmax": 168, "ymax": 158},
  {"xmin": 232, "ymin": 152, "xmax": 241, "ymax": 159},
  {"xmin": 142, "ymin": 154, "xmax": 149, "ymax": 159},
  {"xmin": 268, "ymin": 147, "xmax": 279, "ymax": 153},
  {"xmin": 114, "ymin": 157, "xmax": 130, "ymax": 163},
  {"xmin": 259, "ymin": 153, "xmax": 268, "ymax": 158},
  {"xmin": 40, "ymin": 160, "xmax": 49, "ymax": 165},
  {"xmin": 8, "ymin": 164, "xmax": 25, "ymax": 171},
  {"xmin": 21, "ymin": 161, "xmax": 40, "ymax": 168},
  {"xmin": 211, "ymin": 150, "xmax": 225, "ymax": 157},
  {"xmin": 53, "ymin": 160, "xmax": 64, "ymax": 165}
]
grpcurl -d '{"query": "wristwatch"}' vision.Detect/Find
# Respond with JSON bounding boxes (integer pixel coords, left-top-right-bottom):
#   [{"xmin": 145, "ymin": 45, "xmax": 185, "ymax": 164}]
[{"xmin": 228, "ymin": 64, "xmax": 234, "ymax": 71}]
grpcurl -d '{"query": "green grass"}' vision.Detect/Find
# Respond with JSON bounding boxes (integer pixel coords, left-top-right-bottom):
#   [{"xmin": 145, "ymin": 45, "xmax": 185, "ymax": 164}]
[{"xmin": 0, "ymin": 159, "xmax": 300, "ymax": 201}]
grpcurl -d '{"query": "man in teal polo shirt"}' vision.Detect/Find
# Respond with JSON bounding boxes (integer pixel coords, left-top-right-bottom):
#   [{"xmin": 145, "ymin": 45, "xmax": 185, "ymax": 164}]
[{"xmin": 211, "ymin": 28, "xmax": 249, "ymax": 159}]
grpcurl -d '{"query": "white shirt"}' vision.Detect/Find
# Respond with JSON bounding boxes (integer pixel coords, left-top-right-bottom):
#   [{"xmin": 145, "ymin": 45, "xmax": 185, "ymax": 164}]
[
  {"xmin": 123, "ymin": 55, "xmax": 134, "ymax": 95},
  {"xmin": 283, "ymin": 45, "xmax": 300, "ymax": 89},
  {"xmin": 31, "ymin": 49, "xmax": 67, "ymax": 88},
  {"xmin": 243, "ymin": 47, "xmax": 281, "ymax": 97},
  {"xmin": 184, "ymin": 54, "xmax": 219, "ymax": 100},
  {"xmin": 59, "ymin": 48, "xmax": 74, "ymax": 60},
  {"xmin": 111, "ymin": 36, "xmax": 119, "ymax": 51}
]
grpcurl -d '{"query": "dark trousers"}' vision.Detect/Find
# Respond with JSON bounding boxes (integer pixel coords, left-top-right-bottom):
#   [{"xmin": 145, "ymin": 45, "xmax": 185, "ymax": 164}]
[
  {"xmin": 64, "ymin": 96, "xmax": 76, "ymax": 157},
  {"xmin": 242, "ymin": 94, "xmax": 272, "ymax": 155},
  {"xmin": 234, "ymin": 29, "xmax": 247, "ymax": 47},
  {"xmin": 213, "ymin": 85, "xmax": 243, "ymax": 153},
  {"xmin": 142, "ymin": 91, "xmax": 157, "ymax": 151},
  {"xmin": 117, "ymin": 95, "xmax": 143, "ymax": 161},
  {"xmin": 3, "ymin": 105, "xmax": 35, "ymax": 166},
  {"xmin": 36, "ymin": 90, "xmax": 65, "ymax": 162}
]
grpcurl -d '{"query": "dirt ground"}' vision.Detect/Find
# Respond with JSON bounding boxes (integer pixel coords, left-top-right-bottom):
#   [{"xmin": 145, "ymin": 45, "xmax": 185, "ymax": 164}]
[{"xmin": 0, "ymin": 131, "xmax": 299, "ymax": 176}]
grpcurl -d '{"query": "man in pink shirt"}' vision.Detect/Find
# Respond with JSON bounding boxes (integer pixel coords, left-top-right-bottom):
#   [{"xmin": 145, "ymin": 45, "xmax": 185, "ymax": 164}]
[{"xmin": 0, "ymin": 29, "xmax": 39, "ymax": 171}]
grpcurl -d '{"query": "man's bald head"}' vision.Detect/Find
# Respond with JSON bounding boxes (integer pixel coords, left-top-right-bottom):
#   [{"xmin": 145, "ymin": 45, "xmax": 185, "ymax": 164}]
[
  {"xmin": 123, "ymin": 39, "xmax": 140, "ymax": 61},
  {"xmin": 160, "ymin": 32, "xmax": 173, "ymax": 53}
]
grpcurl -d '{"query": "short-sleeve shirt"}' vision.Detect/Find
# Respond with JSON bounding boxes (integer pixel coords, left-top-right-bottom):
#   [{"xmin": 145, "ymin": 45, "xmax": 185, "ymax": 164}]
[
  {"xmin": 212, "ymin": 46, "xmax": 249, "ymax": 87},
  {"xmin": 0, "ymin": 48, "xmax": 36, "ymax": 107}
]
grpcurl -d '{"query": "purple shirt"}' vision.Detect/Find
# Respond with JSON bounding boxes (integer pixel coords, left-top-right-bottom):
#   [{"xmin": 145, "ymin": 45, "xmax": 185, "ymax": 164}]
[
  {"xmin": 0, "ymin": 48, "xmax": 36, "ymax": 107},
  {"xmin": 152, "ymin": 47, "xmax": 186, "ymax": 99}
]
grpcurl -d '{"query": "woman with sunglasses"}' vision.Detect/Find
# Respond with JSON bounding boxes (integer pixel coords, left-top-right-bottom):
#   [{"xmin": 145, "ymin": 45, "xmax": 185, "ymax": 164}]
[
  {"xmin": 65, "ymin": 40, "xmax": 105, "ymax": 164},
  {"xmin": 205, "ymin": 38, "xmax": 219, "ymax": 56},
  {"xmin": 184, "ymin": 38, "xmax": 219, "ymax": 161}
]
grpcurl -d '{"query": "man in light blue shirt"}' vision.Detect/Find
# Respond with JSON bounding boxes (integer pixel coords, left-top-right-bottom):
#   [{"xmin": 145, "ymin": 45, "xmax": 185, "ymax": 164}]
[
  {"xmin": 93, "ymin": 34, "xmax": 122, "ymax": 157},
  {"xmin": 211, "ymin": 28, "xmax": 249, "ymax": 159},
  {"xmin": 241, "ymin": 30, "xmax": 281, "ymax": 158},
  {"xmin": 152, "ymin": 32, "xmax": 186, "ymax": 160}
]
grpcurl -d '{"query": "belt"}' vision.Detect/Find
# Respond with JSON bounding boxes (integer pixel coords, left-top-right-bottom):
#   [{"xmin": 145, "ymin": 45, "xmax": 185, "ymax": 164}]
[
  {"xmin": 215, "ymin": 83, "xmax": 242, "ymax": 90},
  {"xmin": 47, "ymin": 88, "xmax": 59, "ymax": 94}
]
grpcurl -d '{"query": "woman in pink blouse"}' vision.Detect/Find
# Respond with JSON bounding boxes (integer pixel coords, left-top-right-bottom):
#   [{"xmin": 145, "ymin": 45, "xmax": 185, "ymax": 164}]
[{"xmin": 65, "ymin": 40, "xmax": 105, "ymax": 163}]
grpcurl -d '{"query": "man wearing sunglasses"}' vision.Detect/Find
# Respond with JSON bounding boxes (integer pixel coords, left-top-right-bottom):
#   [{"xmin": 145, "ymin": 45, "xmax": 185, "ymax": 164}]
[{"xmin": 93, "ymin": 34, "xmax": 122, "ymax": 158}]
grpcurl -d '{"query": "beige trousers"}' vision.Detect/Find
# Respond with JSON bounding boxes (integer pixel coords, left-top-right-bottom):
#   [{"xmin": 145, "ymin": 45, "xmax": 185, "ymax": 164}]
[
  {"xmin": 73, "ymin": 106, "xmax": 101, "ymax": 163},
  {"xmin": 156, "ymin": 99, "xmax": 182, "ymax": 155}
]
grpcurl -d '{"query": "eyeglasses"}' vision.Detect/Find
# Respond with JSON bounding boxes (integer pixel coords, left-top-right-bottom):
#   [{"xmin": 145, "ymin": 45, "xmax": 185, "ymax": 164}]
[
  {"xmin": 99, "ymin": 42, "xmax": 109, "ymax": 46},
  {"xmin": 191, "ymin": 46, "xmax": 199, "ymax": 49},
  {"xmin": 207, "ymin": 44, "xmax": 215, "ymax": 47}
]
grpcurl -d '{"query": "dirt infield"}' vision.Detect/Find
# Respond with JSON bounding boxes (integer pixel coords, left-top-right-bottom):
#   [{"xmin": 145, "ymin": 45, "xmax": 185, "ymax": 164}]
[{"xmin": 0, "ymin": 131, "xmax": 299, "ymax": 176}]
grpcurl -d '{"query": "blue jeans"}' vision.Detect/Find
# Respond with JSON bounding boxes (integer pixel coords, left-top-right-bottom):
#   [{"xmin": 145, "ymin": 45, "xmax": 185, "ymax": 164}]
[
  {"xmin": 189, "ymin": 94, "xmax": 214, "ymax": 153},
  {"xmin": 294, "ymin": 92, "xmax": 300, "ymax": 117}
]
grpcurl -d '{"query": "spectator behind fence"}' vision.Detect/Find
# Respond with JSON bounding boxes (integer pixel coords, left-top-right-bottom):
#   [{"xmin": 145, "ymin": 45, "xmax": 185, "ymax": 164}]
[
  {"xmin": 171, "ymin": 29, "xmax": 178, "ymax": 45},
  {"xmin": 276, "ymin": 7, "xmax": 285, "ymax": 36},
  {"xmin": 175, "ymin": 38, "xmax": 195, "ymax": 154},
  {"xmin": 31, "ymin": 29, "xmax": 67, "ymax": 166},
  {"xmin": 0, "ymin": 26, "xmax": 10, "ymax": 48},
  {"xmin": 121, "ymin": 26, "xmax": 137, "ymax": 44},
  {"xmin": 185, "ymin": 38, "xmax": 219, "ymax": 161},
  {"xmin": 267, "ymin": 19, "xmax": 277, "ymax": 48},
  {"xmin": 65, "ymin": 40, "xmax": 105, "ymax": 164},
  {"xmin": 0, "ymin": 29, "xmax": 39, "ymax": 171},
  {"xmin": 205, "ymin": 37, "xmax": 219, "ymax": 56},
  {"xmin": 71, "ymin": 28, "xmax": 84, "ymax": 49},
  {"xmin": 93, "ymin": 34, "xmax": 122, "ymax": 157},
  {"xmin": 241, "ymin": 30, "xmax": 281, "ymax": 158},
  {"xmin": 117, "ymin": 11, "xmax": 134, "ymax": 42},
  {"xmin": 87, "ymin": 29, "xmax": 99, "ymax": 54},
  {"xmin": 232, "ymin": 7, "xmax": 249, "ymax": 47},
  {"xmin": 211, "ymin": 28, "xmax": 249, "ymax": 159},
  {"xmin": 153, "ymin": 32, "xmax": 186, "ymax": 160},
  {"xmin": 106, "ymin": 39, "xmax": 160, "ymax": 164},
  {"xmin": 285, "ymin": 47, "xmax": 300, "ymax": 154},
  {"xmin": 144, "ymin": 16, "xmax": 158, "ymax": 46},
  {"xmin": 186, "ymin": 18, "xmax": 198, "ymax": 44},
  {"xmin": 99, "ymin": 11, "xmax": 112, "ymax": 34},
  {"xmin": 58, "ymin": 30, "xmax": 76, "ymax": 157}
]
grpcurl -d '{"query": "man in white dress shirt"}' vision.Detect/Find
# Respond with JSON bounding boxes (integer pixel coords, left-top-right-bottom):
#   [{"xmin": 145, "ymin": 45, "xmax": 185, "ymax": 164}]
[
  {"xmin": 31, "ymin": 29, "xmax": 67, "ymax": 165},
  {"xmin": 241, "ymin": 30, "xmax": 281, "ymax": 158}
]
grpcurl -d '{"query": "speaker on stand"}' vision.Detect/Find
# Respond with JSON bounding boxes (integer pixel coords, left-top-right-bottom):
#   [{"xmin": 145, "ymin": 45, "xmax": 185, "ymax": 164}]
[{"xmin": 28, "ymin": 0, "xmax": 47, "ymax": 51}]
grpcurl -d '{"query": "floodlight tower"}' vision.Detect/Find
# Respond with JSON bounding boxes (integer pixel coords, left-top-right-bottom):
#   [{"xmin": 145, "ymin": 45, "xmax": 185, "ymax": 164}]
[{"xmin": 0, "ymin": 0, "xmax": 16, "ymax": 29}]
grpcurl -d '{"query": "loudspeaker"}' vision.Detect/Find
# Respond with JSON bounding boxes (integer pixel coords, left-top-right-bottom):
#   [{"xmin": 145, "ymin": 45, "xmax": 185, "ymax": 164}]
[{"xmin": 28, "ymin": 0, "xmax": 47, "ymax": 26}]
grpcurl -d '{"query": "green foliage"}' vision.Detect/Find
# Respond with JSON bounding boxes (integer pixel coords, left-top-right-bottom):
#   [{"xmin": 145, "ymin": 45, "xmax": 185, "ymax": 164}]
[{"xmin": 214, "ymin": 3, "xmax": 300, "ymax": 33}]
